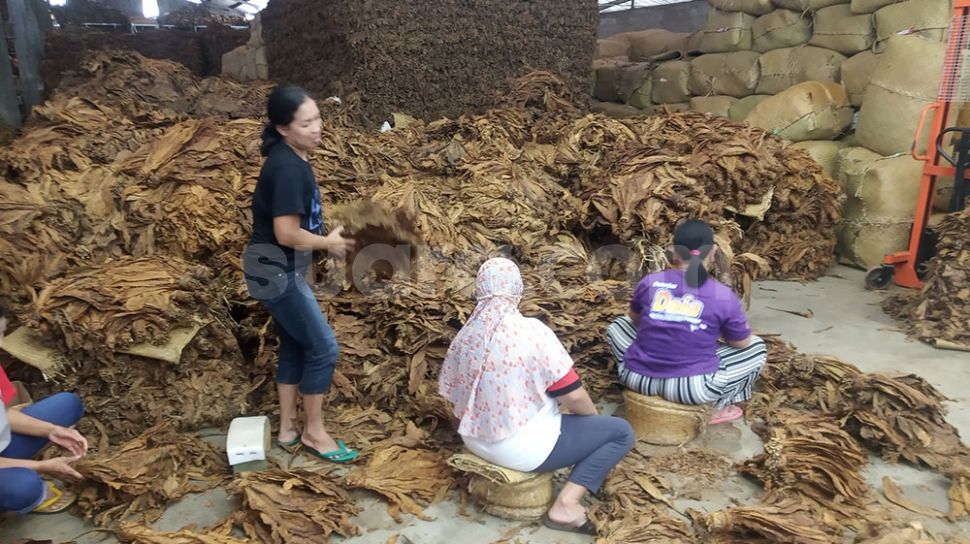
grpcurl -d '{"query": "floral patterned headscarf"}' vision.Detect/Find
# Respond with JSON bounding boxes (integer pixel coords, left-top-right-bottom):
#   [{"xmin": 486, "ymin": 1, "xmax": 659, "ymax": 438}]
[{"xmin": 439, "ymin": 258, "xmax": 573, "ymax": 441}]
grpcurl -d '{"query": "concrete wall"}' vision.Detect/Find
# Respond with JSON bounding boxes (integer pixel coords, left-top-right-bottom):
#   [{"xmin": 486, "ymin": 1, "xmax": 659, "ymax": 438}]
[{"xmin": 599, "ymin": 1, "xmax": 710, "ymax": 37}]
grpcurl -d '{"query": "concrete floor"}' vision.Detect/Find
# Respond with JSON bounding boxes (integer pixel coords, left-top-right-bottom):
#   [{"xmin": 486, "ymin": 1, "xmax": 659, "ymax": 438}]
[{"xmin": 2, "ymin": 265, "xmax": 969, "ymax": 543}]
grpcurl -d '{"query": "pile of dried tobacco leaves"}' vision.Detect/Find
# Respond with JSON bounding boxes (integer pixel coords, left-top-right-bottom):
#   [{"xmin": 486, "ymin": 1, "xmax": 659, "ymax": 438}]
[
  {"xmin": 884, "ymin": 207, "xmax": 970, "ymax": 352},
  {"xmin": 12, "ymin": 49, "xmax": 968, "ymax": 541},
  {"xmin": 0, "ymin": 49, "xmax": 843, "ymax": 444}
]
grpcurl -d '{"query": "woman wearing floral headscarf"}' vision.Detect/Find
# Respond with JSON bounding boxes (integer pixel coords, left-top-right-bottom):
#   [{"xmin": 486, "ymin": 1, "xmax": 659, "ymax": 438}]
[{"xmin": 439, "ymin": 258, "xmax": 634, "ymax": 535}]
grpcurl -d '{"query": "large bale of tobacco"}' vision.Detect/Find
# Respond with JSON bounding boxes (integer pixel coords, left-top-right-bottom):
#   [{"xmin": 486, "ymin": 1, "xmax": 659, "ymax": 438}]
[
  {"xmin": 757, "ymin": 46, "xmax": 847, "ymax": 95},
  {"xmin": 745, "ymin": 81, "xmax": 853, "ymax": 142},
  {"xmin": 856, "ymin": 35, "xmax": 946, "ymax": 157},
  {"xmin": 262, "ymin": 0, "xmax": 597, "ymax": 124}
]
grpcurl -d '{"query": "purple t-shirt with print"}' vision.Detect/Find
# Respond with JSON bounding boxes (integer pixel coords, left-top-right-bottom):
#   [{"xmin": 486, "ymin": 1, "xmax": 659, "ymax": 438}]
[{"xmin": 623, "ymin": 269, "xmax": 752, "ymax": 378}]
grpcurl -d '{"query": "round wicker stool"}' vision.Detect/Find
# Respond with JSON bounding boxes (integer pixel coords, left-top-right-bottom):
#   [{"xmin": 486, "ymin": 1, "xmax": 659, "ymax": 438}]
[
  {"xmin": 622, "ymin": 389, "xmax": 711, "ymax": 445},
  {"xmin": 467, "ymin": 472, "xmax": 554, "ymax": 521},
  {"xmin": 448, "ymin": 453, "xmax": 554, "ymax": 521}
]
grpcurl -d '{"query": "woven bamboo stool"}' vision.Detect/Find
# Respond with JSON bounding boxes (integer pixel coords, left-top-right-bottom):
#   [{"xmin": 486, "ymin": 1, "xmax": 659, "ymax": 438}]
[
  {"xmin": 623, "ymin": 389, "xmax": 711, "ymax": 445},
  {"xmin": 448, "ymin": 453, "xmax": 553, "ymax": 521}
]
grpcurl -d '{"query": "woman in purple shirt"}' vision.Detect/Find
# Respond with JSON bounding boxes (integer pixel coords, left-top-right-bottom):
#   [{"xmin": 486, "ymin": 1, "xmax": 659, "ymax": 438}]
[{"xmin": 605, "ymin": 220, "xmax": 768, "ymax": 424}]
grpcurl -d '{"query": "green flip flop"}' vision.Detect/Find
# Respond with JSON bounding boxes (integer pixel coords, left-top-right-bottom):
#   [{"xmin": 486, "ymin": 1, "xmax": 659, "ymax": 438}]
[{"xmin": 301, "ymin": 440, "xmax": 359, "ymax": 463}]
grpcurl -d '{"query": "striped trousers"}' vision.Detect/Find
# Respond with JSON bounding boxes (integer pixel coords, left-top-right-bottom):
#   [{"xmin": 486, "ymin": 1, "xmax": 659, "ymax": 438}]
[{"xmin": 605, "ymin": 316, "xmax": 768, "ymax": 409}]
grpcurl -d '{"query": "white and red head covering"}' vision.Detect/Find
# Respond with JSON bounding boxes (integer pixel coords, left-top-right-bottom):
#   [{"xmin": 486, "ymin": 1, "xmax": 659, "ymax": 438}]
[{"xmin": 438, "ymin": 257, "xmax": 573, "ymax": 442}]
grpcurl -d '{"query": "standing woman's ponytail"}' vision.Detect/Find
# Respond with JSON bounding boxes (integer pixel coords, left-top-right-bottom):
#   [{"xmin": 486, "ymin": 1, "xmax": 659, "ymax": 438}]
[
  {"xmin": 260, "ymin": 85, "xmax": 310, "ymax": 156},
  {"xmin": 672, "ymin": 220, "xmax": 716, "ymax": 288},
  {"xmin": 260, "ymin": 123, "xmax": 283, "ymax": 157}
]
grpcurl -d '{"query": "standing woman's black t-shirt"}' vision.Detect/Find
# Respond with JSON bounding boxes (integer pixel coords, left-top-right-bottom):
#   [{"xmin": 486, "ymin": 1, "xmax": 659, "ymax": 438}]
[{"xmin": 248, "ymin": 143, "xmax": 324, "ymax": 273}]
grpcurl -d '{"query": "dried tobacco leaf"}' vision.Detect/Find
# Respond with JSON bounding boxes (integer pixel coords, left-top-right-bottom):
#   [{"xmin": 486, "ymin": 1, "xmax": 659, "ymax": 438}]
[
  {"xmin": 114, "ymin": 521, "xmax": 249, "ymax": 544},
  {"xmin": 344, "ymin": 445, "xmax": 455, "ymax": 522},
  {"xmin": 699, "ymin": 499, "xmax": 842, "ymax": 544},
  {"xmin": 589, "ymin": 504, "xmax": 695, "ymax": 544},
  {"xmin": 883, "ymin": 208, "xmax": 970, "ymax": 351},
  {"xmin": 74, "ymin": 423, "xmax": 228, "ymax": 524},
  {"xmin": 228, "ymin": 469, "xmax": 360, "ymax": 543},
  {"xmin": 739, "ymin": 411, "xmax": 870, "ymax": 528}
]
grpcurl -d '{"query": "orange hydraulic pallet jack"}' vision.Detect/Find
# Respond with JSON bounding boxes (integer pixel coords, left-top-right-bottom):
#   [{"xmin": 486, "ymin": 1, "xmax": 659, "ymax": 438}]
[{"xmin": 864, "ymin": 2, "xmax": 970, "ymax": 290}]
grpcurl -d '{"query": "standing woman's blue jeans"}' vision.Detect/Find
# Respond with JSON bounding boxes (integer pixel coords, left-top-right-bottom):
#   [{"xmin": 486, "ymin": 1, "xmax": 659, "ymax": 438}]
[
  {"xmin": 0, "ymin": 392, "xmax": 84, "ymax": 513},
  {"xmin": 254, "ymin": 270, "xmax": 339, "ymax": 394}
]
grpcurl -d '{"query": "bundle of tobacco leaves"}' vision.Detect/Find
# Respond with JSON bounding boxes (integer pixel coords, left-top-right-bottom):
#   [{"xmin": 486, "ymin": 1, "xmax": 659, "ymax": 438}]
[
  {"xmin": 738, "ymin": 411, "xmax": 871, "ymax": 528},
  {"xmin": 51, "ymin": 324, "xmax": 252, "ymax": 441},
  {"xmin": 114, "ymin": 521, "xmax": 249, "ymax": 544},
  {"xmin": 344, "ymin": 445, "xmax": 455, "ymax": 522},
  {"xmin": 228, "ymin": 469, "xmax": 359, "ymax": 543},
  {"xmin": 844, "ymin": 373, "xmax": 970, "ymax": 472},
  {"xmin": 26, "ymin": 256, "xmax": 227, "ymax": 359},
  {"xmin": 697, "ymin": 499, "xmax": 842, "ymax": 544},
  {"xmin": 74, "ymin": 423, "xmax": 228, "ymax": 524},
  {"xmin": 883, "ymin": 208, "xmax": 970, "ymax": 351},
  {"xmin": 751, "ymin": 337, "xmax": 970, "ymax": 474}
]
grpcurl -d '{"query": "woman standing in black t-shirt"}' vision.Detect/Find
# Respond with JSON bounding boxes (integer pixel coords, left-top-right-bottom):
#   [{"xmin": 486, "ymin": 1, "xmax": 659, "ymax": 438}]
[{"xmin": 244, "ymin": 86, "xmax": 358, "ymax": 462}]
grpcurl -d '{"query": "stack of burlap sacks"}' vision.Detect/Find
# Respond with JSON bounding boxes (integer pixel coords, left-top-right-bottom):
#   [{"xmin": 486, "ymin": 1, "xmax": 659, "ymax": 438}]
[{"xmin": 594, "ymin": 0, "xmax": 954, "ymax": 269}]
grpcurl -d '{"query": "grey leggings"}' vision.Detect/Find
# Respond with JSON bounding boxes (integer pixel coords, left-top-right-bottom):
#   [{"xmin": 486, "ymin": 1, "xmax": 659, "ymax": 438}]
[{"xmin": 534, "ymin": 415, "xmax": 634, "ymax": 493}]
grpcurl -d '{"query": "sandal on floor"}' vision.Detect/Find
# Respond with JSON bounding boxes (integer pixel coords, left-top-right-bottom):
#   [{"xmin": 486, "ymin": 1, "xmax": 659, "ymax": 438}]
[
  {"xmin": 543, "ymin": 514, "xmax": 598, "ymax": 535},
  {"xmin": 710, "ymin": 405, "xmax": 744, "ymax": 425},
  {"xmin": 33, "ymin": 482, "xmax": 76, "ymax": 515},
  {"xmin": 301, "ymin": 440, "xmax": 359, "ymax": 463}
]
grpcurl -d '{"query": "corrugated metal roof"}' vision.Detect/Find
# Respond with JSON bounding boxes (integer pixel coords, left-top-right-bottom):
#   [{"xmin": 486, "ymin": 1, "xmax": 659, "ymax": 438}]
[{"xmin": 599, "ymin": 0, "xmax": 693, "ymax": 11}]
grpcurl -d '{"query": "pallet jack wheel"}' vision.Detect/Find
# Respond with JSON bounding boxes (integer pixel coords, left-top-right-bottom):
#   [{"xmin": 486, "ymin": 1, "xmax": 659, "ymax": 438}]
[{"xmin": 864, "ymin": 265, "xmax": 893, "ymax": 290}]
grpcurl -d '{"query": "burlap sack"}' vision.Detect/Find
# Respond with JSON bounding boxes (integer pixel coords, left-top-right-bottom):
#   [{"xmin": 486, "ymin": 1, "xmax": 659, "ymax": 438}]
[
  {"xmin": 652, "ymin": 60, "xmax": 693, "ymax": 103},
  {"xmin": 873, "ymin": 0, "xmax": 949, "ymax": 53},
  {"xmin": 651, "ymin": 102, "xmax": 692, "ymax": 114},
  {"xmin": 690, "ymin": 95, "xmax": 739, "ymax": 117},
  {"xmin": 686, "ymin": 31, "xmax": 704, "ymax": 53},
  {"xmin": 840, "ymin": 50, "xmax": 879, "ymax": 106},
  {"xmin": 708, "ymin": 0, "xmax": 774, "ymax": 14},
  {"xmin": 746, "ymin": 81, "xmax": 853, "ymax": 141},
  {"xmin": 850, "ymin": 0, "xmax": 904, "ymax": 15},
  {"xmin": 839, "ymin": 134, "xmax": 859, "ymax": 149},
  {"xmin": 591, "ymin": 100, "xmax": 644, "ymax": 119},
  {"xmin": 856, "ymin": 35, "xmax": 946, "ymax": 156},
  {"xmin": 810, "ymin": 5, "xmax": 875, "ymax": 54},
  {"xmin": 698, "ymin": 10, "xmax": 755, "ymax": 53},
  {"xmin": 935, "ymin": 176, "xmax": 956, "ymax": 212},
  {"xmin": 837, "ymin": 221, "xmax": 912, "ymax": 269},
  {"xmin": 593, "ymin": 60, "xmax": 625, "ymax": 102},
  {"xmin": 597, "ymin": 38, "xmax": 630, "ymax": 59},
  {"xmin": 752, "ymin": 10, "xmax": 812, "ymax": 52},
  {"xmin": 792, "ymin": 140, "xmax": 845, "ymax": 177},
  {"xmin": 625, "ymin": 29, "xmax": 692, "ymax": 61},
  {"xmin": 728, "ymin": 94, "xmax": 772, "ymax": 120},
  {"xmin": 836, "ymin": 146, "xmax": 923, "ymax": 269},
  {"xmin": 840, "ymin": 149, "xmax": 923, "ymax": 220},
  {"xmin": 773, "ymin": 0, "xmax": 849, "ymax": 11},
  {"xmin": 756, "ymin": 46, "xmax": 847, "ymax": 95},
  {"xmin": 616, "ymin": 63, "xmax": 654, "ymax": 109},
  {"xmin": 690, "ymin": 52, "xmax": 761, "ymax": 98}
]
